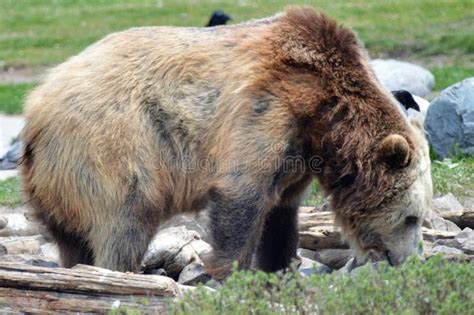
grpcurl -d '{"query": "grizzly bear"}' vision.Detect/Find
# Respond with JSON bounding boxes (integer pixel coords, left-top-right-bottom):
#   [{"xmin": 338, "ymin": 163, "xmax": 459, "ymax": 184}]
[{"xmin": 20, "ymin": 7, "xmax": 432, "ymax": 277}]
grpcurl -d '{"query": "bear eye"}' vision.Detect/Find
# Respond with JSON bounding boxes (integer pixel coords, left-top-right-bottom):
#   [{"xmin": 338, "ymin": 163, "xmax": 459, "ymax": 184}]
[{"xmin": 405, "ymin": 216, "xmax": 418, "ymax": 227}]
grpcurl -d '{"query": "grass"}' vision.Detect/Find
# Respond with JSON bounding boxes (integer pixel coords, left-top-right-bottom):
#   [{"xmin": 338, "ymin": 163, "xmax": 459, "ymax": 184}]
[
  {"xmin": 431, "ymin": 67, "xmax": 474, "ymax": 91},
  {"xmin": 0, "ymin": 177, "xmax": 23, "ymax": 208},
  {"xmin": 431, "ymin": 156, "xmax": 474, "ymax": 198},
  {"xmin": 171, "ymin": 256, "xmax": 474, "ymax": 314},
  {"xmin": 0, "ymin": 83, "xmax": 34, "ymax": 114},
  {"xmin": 0, "ymin": 0, "xmax": 472, "ymax": 68}
]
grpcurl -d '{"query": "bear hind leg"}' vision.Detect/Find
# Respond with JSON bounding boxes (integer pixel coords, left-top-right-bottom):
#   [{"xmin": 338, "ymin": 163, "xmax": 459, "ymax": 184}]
[
  {"xmin": 49, "ymin": 224, "xmax": 94, "ymax": 268},
  {"xmin": 91, "ymin": 221, "xmax": 155, "ymax": 273}
]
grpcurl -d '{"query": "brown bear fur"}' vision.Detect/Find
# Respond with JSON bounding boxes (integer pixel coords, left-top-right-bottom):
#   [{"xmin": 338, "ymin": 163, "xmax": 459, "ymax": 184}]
[{"xmin": 20, "ymin": 7, "xmax": 431, "ymax": 276}]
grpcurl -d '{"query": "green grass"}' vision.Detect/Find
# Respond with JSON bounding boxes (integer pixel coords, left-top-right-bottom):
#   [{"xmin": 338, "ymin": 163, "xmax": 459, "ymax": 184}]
[
  {"xmin": 431, "ymin": 67, "xmax": 474, "ymax": 91},
  {"xmin": 172, "ymin": 256, "xmax": 474, "ymax": 314},
  {"xmin": 431, "ymin": 156, "xmax": 474, "ymax": 198},
  {"xmin": 0, "ymin": 0, "xmax": 472, "ymax": 67},
  {"xmin": 0, "ymin": 177, "xmax": 23, "ymax": 208},
  {"xmin": 0, "ymin": 83, "xmax": 34, "ymax": 114}
]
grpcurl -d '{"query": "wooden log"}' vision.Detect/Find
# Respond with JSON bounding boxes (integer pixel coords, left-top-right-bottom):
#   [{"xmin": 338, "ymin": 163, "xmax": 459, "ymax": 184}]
[
  {"xmin": 298, "ymin": 227, "xmax": 348, "ymax": 250},
  {"xmin": 297, "ymin": 211, "xmax": 458, "ymax": 251},
  {"xmin": 298, "ymin": 212, "xmax": 334, "ymax": 231},
  {"xmin": 0, "ymin": 262, "xmax": 181, "ymax": 313},
  {"xmin": 0, "ymin": 287, "xmax": 169, "ymax": 314},
  {"xmin": 0, "ymin": 235, "xmax": 47, "ymax": 255}
]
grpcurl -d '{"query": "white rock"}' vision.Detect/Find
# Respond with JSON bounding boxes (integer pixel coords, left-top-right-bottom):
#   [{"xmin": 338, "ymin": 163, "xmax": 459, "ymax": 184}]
[
  {"xmin": 431, "ymin": 245, "xmax": 464, "ymax": 256},
  {"xmin": 425, "ymin": 215, "xmax": 461, "ymax": 233},
  {"xmin": 38, "ymin": 243, "xmax": 60, "ymax": 263},
  {"xmin": 0, "ymin": 114, "xmax": 24, "ymax": 156},
  {"xmin": 370, "ymin": 59, "xmax": 435, "ymax": 98},
  {"xmin": 142, "ymin": 226, "xmax": 202, "ymax": 278},
  {"xmin": 432, "ymin": 193, "xmax": 464, "ymax": 216}
]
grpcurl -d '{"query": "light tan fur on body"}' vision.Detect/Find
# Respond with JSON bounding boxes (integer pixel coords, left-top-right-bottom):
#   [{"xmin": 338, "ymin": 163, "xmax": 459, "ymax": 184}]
[{"xmin": 21, "ymin": 7, "xmax": 432, "ymax": 275}]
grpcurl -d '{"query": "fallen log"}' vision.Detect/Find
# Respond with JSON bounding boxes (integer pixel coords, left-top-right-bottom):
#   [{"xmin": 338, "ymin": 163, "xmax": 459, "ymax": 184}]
[
  {"xmin": 297, "ymin": 211, "xmax": 458, "ymax": 251},
  {"xmin": 0, "ymin": 262, "xmax": 181, "ymax": 313}
]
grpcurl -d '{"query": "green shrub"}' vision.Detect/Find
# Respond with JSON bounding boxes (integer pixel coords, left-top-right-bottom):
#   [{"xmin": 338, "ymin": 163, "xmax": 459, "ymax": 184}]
[{"xmin": 171, "ymin": 256, "xmax": 473, "ymax": 315}]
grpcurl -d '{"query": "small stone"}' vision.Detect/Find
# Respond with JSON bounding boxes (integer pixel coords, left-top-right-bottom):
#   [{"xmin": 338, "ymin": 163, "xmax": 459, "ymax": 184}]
[
  {"xmin": 38, "ymin": 243, "xmax": 60, "ymax": 263},
  {"xmin": 142, "ymin": 226, "xmax": 201, "ymax": 279},
  {"xmin": 0, "ymin": 217, "xmax": 8, "ymax": 229},
  {"xmin": 425, "ymin": 215, "xmax": 461, "ymax": 233},
  {"xmin": 298, "ymin": 256, "xmax": 331, "ymax": 276},
  {"xmin": 455, "ymin": 227, "xmax": 473, "ymax": 240},
  {"xmin": 431, "ymin": 245, "xmax": 464, "ymax": 256},
  {"xmin": 432, "ymin": 193, "xmax": 464, "ymax": 216},
  {"xmin": 297, "ymin": 248, "xmax": 317, "ymax": 260},
  {"xmin": 313, "ymin": 248, "xmax": 352, "ymax": 270},
  {"xmin": 178, "ymin": 261, "xmax": 211, "ymax": 286}
]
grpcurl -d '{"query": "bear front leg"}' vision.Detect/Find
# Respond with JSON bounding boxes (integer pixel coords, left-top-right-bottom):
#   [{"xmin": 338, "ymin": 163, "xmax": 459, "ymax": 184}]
[
  {"xmin": 256, "ymin": 201, "xmax": 299, "ymax": 272},
  {"xmin": 205, "ymin": 186, "xmax": 267, "ymax": 279}
]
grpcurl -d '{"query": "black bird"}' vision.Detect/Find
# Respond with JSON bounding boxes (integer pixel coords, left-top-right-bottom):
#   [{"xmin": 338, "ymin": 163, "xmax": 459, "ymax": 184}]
[
  {"xmin": 391, "ymin": 90, "xmax": 421, "ymax": 112},
  {"xmin": 206, "ymin": 10, "xmax": 232, "ymax": 27}
]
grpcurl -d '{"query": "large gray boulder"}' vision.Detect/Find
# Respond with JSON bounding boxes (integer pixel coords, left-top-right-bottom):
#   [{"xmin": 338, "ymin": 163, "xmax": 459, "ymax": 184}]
[
  {"xmin": 370, "ymin": 59, "xmax": 435, "ymax": 98},
  {"xmin": 425, "ymin": 78, "xmax": 474, "ymax": 158}
]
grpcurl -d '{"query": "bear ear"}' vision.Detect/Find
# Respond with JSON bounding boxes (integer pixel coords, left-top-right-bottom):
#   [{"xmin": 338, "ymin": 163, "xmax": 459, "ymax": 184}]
[{"xmin": 379, "ymin": 134, "xmax": 411, "ymax": 169}]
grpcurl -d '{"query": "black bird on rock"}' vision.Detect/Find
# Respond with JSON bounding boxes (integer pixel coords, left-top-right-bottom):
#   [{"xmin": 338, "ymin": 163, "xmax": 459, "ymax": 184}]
[
  {"xmin": 391, "ymin": 90, "xmax": 421, "ymax": 113},
  {"xmin": 206, "ymin": 10, "xmax": 232, "ymax": 27}
]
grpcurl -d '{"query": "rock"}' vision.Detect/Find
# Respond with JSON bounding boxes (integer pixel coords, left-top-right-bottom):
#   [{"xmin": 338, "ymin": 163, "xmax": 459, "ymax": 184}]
[
  {"xmin": 455, "ymin": 228, "xmax": 474, "ymax": 255},
  {"xmin": 456, "ymin": 227, "xmax": 473, "ymax": 239},
  {"xmin": 188, "ymin": 238, "xmax": 212, "ymax": 258},
  {"xmin": 38, "ymin": 243, "xmax": 60, "ymax": 263},
  {"xmin": 0, "ymin": 114, "xmax": 24, "ymax": 158},
  {"xmin": 298, "ymin": 256, "xmax": 331, "ymax": 276},
  {"xmin": 0, "ymin": 140, "xmax": 22, "ymax": 170},
  {"xmin": 0, "ymin": 254, "xmax": 59, "ymax": 267},
  {"xmin": 370, "ymin": 59, "xmax": 435, "ymax": 98},
  {"xmin": 141, "ymin": 226, "xmax": 207, "ymax": 279},
  {"xmin": 313, "ymin": 248, "xmax": 353, "ymax": 270},
  {"xmin": 297, "ymin": 248, "xmax": 317, "ymax": 260},
  {"xmin": 432, "ymin": 193, "xmax": 464, "ymax": 216},
  {"xmin": 160, "ymin": 212, "xmax": 210, "ymax": 242},
  {"xmin": 178, "ymin": 261, "xmax": 211, "ymax": 285},
  {"xmin": 430, "ymin": 245, "xmax": 464, "ymax": 256},
  {"xmin": 0, "ymin": 235, "xmax": 47, "ymax": 255},
  {"xmin": 0, "ymin": 213, "xmax": 42, "ymax": 237},
  {"xmin": 425, "ymin": 78, "xmax": 474, "ymax": 158},
  {"xmin": 424, "ymin": 214, "xmax": 461, "ymax": 233}
]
